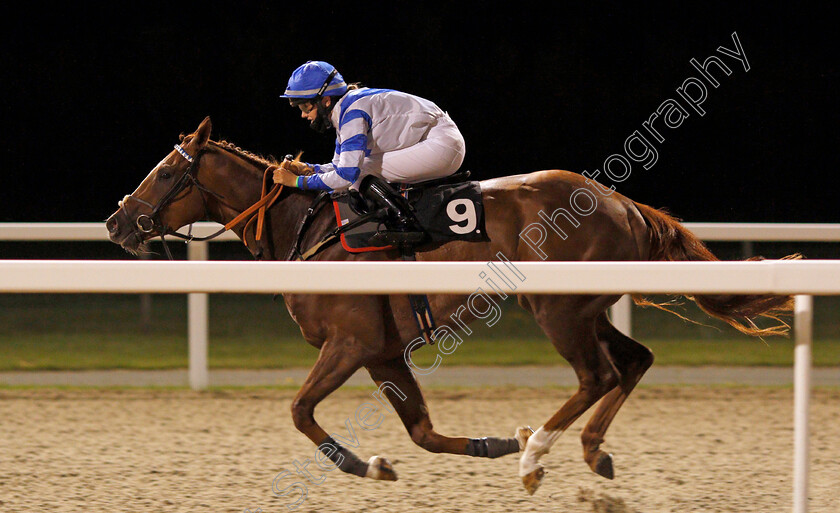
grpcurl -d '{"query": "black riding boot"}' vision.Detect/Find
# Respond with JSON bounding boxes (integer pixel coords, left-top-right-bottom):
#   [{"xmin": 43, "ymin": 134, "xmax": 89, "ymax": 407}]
[{"xmin": 359, "ymin": 176, "xmax": 427, "ymax": 247}]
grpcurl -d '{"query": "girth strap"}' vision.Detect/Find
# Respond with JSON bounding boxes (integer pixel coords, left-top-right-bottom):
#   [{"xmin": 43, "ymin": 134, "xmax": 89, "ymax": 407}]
[
  {"xmin": 403, "ymin": 252, "xmax": 437, "ymax": 345},
  {"xmin": 287, "ymin": 191, "xmax": 330, "ymax": 261}
]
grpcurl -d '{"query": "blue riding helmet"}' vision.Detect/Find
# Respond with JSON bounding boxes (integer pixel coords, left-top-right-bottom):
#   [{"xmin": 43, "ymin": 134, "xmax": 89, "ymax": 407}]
[{"xmin": 280, "ymin": 61, "xmax": 348, "ymax": 99}]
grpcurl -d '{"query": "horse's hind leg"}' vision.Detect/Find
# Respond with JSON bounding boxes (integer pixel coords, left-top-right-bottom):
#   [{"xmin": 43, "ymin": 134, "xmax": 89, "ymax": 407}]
[
  {"xmin": 518, "ymin": 295, "xmax": 620, "ymax": 495},
  {"xmin": 580, "ymin": 312, "xmax": 654, "ymax": 479},
  {"xmin": 365, "ymin": 356, "xmax": 521, "ymax": 458}
]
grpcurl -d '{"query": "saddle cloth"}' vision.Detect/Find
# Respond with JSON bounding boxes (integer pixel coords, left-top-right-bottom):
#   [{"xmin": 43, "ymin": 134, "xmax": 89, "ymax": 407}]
[{"xmin": 332, "ymin": 181, "xmax": 490, "ymax": 253}]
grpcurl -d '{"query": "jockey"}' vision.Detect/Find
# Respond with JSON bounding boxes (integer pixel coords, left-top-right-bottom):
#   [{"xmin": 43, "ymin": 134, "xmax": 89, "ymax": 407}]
[{"xmin": 272, "ymin": 60, "xmax": 466, "ymax": 243}]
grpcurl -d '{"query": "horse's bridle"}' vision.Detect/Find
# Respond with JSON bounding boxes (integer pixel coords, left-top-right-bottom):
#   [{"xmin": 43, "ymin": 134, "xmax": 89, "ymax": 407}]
[
  {"xmin": 121, "ymin": 143, "xmax": 286, "ymax": 259},
  {"xmin": 121, "ymin": 143, "xmax": 224, "ymax": 259}
]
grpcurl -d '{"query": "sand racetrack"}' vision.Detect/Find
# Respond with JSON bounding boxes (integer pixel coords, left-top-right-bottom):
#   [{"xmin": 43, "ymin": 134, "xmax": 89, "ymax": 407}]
[{"xmin": 1, "ymin": 386, "xmax": 838, "ymax": 512}]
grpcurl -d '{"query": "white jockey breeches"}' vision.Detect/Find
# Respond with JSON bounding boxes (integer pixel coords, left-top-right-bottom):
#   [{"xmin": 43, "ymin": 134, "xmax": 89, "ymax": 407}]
[{"xmin": 358, "ymin": 114, "xmax": 465, "ymax": 185}]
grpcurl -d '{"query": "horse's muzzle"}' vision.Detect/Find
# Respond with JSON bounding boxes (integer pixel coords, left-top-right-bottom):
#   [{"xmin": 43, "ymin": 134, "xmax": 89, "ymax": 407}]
[
  {"xmin": 106, "ymin": 208, "xmax": 144, "ymax": 250},
  {"xmin": 105, "ymin": 210, "xmax": 124, "ymax": 239}
]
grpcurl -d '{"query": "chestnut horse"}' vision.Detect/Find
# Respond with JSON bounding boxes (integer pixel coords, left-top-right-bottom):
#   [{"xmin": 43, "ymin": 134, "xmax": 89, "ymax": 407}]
[{"xmin": 106, "ymin": 117, "xmax": 794, "ymax": 494}]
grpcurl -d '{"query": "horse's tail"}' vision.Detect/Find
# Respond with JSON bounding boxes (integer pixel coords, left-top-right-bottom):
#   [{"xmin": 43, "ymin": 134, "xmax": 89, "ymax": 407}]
[{"xmin": 631, "ymin": 201, "xmax": 800, "ymax": 337}]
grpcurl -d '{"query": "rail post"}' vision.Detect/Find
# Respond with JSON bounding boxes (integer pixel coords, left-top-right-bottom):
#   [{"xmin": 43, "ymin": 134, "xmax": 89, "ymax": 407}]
[
  {"xmin": 187, "ymin": 242, "xmax": 209, "ymax": 390},
  {"xmin": 139, "ymin": 252, "xmax": 152, "ymax": 332},
  {"xmin": 793, "ymin": 295, "xmax": 813, "ymax": 513},
  {"xmin": 609, "ymin": 294, "xmax": 633, "ymax": 337}
]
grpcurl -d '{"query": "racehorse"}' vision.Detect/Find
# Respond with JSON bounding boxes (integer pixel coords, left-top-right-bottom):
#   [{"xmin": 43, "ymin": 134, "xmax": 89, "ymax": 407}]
[{"xmin": 106, "ymin": 117, "xmax": 796, "ymax": 495}]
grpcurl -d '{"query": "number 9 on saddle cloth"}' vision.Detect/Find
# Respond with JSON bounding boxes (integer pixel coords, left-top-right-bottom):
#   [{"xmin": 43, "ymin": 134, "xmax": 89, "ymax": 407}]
[{"xmin": 335, "ymin": 172, "xmax": 489, "ymax": 253}]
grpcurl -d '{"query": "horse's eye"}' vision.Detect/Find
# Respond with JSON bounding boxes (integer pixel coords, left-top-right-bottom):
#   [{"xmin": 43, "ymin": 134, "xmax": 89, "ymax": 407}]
[{"xmin": 158, "ymin": 171, "xmax": 172, "ymax": 180}]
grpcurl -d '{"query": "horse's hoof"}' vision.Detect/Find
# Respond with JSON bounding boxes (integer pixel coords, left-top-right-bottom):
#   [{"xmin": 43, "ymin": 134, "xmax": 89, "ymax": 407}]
[
  {"xmin": 521, "ymin": 466, "xmax": 545, "ymax": 495},
  {"xmin": 366, "ymin": 455, "xmax": 398, "ymax": 481},
  {"xmin": 591, "ymin": 452, "xmax": 614, "ymax": 480},
  {"xmin": 515, "ymin": 425, "xmax": 535, "ymax": 451}
]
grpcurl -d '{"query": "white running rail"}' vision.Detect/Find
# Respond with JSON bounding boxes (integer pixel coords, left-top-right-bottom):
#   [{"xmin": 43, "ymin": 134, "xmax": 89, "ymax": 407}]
[{"xmin": 1, "ymin": 222, "xmax": 839, "ymax": 513}]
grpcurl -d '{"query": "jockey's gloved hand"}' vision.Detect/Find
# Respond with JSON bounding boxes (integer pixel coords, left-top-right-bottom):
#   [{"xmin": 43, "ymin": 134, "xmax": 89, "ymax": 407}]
[{"xmin": 281, "ymin": 159, "xmax": 314, "ymax": 176}]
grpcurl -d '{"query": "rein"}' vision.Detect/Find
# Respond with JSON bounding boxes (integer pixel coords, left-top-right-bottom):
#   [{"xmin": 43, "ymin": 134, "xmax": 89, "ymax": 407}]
[{"xmin": 123, "ymin": 144, "xmax": 284, "ymax": 259}]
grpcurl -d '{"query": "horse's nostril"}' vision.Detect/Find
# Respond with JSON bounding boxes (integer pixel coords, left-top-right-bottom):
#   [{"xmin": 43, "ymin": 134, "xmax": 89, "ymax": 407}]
[{"xmin": 106, "ymin": 217, "xmax": 119, "ymax": 234}]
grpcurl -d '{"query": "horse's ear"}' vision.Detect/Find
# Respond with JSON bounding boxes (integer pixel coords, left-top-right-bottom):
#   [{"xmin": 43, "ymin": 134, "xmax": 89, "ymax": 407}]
[{"xmin": 193, "ymin": 116, "xmax": 212, "ymax": 149}]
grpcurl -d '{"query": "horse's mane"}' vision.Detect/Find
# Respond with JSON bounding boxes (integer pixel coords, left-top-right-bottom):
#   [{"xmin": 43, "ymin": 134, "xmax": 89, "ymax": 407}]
[
  {"xmin": 211, "ymin": 139, "xmax": 281, "ymax": 169},
  {"xmin": 180, "ymin": 132, "xmax": 282, "ymax": 175},
  {"xmin": 181, "ymin": 132, "xmax": 311, "ymax": 179}
]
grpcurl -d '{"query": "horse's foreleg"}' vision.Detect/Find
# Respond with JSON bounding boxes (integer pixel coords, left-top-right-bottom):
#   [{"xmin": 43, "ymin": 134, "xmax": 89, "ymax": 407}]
[
  {"xmin": 365, "ymin": 357, "xmax": 521, "ymax": 458},
  {"xmin": 519, "ymin": 300, "xmax": 619, "ymax": 495},
  {"xmin": 579, "ymin": 313, "xmax": 654, "ymax": 479},
  {"xmin": 290, "ymin": 338, "xmax": 396, "ymax": 481}
]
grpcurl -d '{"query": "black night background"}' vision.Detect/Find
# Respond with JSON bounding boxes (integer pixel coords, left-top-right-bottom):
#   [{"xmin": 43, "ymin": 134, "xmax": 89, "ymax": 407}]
[{"xmin": 1, "ymin": 2, "xmax": 837, "ymax": 227}]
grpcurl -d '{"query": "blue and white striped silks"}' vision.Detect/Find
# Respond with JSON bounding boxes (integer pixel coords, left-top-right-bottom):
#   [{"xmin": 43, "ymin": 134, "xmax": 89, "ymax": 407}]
[{"xmin": 299, "ymin": 88, "xmax": 447, "ymax": 191}]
